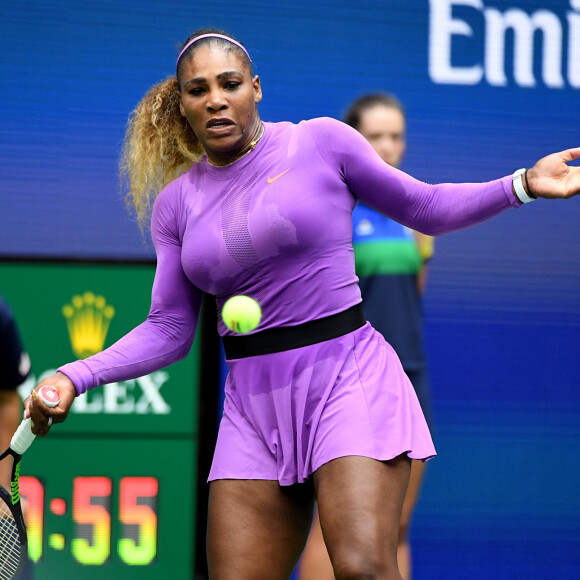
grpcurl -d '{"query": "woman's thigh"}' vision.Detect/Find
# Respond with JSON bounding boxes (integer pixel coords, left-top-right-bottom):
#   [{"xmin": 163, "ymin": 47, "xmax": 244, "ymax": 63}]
[
  {"xmin": 207, "ymin": 479, "xmax": 314, "ymax": 580},
  {"xmin": 313, "ymin": 455, "xmax": 411, "ymax": 579}
]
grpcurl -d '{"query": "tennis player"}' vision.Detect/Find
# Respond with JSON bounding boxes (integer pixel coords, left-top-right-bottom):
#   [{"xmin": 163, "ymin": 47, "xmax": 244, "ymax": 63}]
[{"xmin": 26, "ymin": 29, "xmax": 580, "ymax": 579}]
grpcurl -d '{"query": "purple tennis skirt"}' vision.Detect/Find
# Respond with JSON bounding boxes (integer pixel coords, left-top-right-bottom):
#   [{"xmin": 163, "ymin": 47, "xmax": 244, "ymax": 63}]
[{"xmin": 209, "ymin": 322, "xmax": 436, "ymax": 486}]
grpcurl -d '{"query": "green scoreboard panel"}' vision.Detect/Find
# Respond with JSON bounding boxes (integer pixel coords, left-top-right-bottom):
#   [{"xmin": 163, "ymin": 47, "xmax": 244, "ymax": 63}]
[{"xmin": 0, "ymin": 261, "xmax": 199, "ymax": 579}]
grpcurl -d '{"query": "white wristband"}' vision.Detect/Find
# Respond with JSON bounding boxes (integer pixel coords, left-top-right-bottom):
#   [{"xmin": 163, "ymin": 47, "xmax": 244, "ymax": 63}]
[{"xmin": 512, "ymin": 168, "xmax": 536, "ymax": 204}]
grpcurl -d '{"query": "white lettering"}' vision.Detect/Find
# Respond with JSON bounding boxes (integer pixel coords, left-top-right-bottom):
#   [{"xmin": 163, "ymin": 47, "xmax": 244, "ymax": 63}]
[
  {"xmin": 429, "ymin": 0, "xmax": 578, "ymax": 88},
  {"xmin": 104, "ymin": 381, "xmax": 136, "ymax": 413},
  {"xmin": 19, "ymin": 368, "xmax": 172, "ymax": 415},
  {"xmin": 135, "ymin": 372, "xmax": 171, "ymax": 414},
  {"xmin": 569, "ymin": 1, "xmax": 580, "ymax": 87},
  {"xmin": 429, "ymin": 0, "xmax": 484, "ymax": 84},
  {"xmin": 485, "ymin": 8, "xmax": 564, "ymax": 88},
  {"xmin": 74, "ymin": 390, "xmax": 104, "ymax": 413}
]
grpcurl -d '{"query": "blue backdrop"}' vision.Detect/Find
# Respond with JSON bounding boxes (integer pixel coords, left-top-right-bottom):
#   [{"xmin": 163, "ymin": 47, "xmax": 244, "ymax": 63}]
[{"xmin": 1, "ymin": 1, "xmax": 579, "ymax": 577}]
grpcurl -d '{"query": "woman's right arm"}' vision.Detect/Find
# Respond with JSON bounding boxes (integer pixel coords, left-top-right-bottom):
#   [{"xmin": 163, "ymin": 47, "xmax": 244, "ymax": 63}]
[{"xmin": 54, "ymin": 183, "xmax": 203, "ymax": 396}]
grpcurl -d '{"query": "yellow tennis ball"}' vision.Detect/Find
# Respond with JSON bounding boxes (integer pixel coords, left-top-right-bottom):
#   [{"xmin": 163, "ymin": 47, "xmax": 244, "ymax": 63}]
[{"xmin": 222, "ymin": 295, "xmax": 262, "ymax": 334}]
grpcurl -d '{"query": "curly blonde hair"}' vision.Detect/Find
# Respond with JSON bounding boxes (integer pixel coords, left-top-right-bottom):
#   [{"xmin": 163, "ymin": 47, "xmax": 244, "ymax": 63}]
[
  {"xmin": 120, "ymin": 75, "xmax": 204, "ymax": 228},
  {"xmin": 120, "ymin": 28, "xmax": 253, "ymax": 229}
]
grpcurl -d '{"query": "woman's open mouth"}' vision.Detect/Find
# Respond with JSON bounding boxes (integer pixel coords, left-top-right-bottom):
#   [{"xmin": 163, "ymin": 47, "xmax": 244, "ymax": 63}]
[{"xmin": 206, "ymin": 118, "xmax": 236, "ymax": 135}]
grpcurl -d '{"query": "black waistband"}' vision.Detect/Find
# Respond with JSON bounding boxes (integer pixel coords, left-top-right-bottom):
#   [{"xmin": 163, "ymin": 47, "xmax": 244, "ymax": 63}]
[{"xmin": 222, "ymin": 304, "xmax": 366, "ymax": 359}]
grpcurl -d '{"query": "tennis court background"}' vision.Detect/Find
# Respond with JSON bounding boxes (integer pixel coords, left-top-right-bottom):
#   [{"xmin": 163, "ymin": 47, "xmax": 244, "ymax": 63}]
[{"xmin": 1, "ymin": 1, "xmax": 579, "ymax": 578}]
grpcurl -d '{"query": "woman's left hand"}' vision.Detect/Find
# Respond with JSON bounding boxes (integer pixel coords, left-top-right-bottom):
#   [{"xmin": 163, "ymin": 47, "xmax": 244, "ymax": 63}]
[{"xmin": 526, "ymin": 147, "xmax": 580, "ymax": 200}]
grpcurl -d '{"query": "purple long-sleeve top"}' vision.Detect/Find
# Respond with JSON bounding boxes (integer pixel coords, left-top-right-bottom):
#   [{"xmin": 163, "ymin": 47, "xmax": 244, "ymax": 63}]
[{"xmin": 59, "ymin": 117, "xmax": 519, "ymax": 394}]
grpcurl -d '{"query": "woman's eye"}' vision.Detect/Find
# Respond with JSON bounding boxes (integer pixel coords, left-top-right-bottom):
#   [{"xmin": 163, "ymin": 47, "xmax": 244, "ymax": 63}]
[
  {"xmin": 189, "ymin": 87, "xmax": 204, "ymax": 96},
  {"xmin": 225, "ymin": 82, "xmax": 240, "ymax": 90}
]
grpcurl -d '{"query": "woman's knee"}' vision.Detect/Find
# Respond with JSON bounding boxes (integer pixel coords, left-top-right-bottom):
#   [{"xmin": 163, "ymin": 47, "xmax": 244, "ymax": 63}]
[{"xmin": 331, "ymin": 548, "xmax": 400, "ymax": 580}]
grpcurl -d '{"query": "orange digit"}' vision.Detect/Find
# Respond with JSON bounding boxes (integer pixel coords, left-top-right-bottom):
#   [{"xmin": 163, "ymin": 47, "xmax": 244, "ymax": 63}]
[
  {"xmin": 71, "ymin": 476, "xmax": 111, "ymax": 565},
  {"xmin": 117, "ymin": 477, "xmax": 158, "ymax": 565}
]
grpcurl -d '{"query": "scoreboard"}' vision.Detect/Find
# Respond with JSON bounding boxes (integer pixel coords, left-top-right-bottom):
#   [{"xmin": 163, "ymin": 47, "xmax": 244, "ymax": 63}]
[{"xmin": 0, "ymin": 261, "xmax": 199, "ymax": 579}]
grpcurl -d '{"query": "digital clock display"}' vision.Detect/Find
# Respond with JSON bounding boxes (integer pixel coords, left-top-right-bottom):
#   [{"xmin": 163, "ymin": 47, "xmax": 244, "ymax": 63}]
[
  {"xmin": 19, "ymin": 437, "xmax": 195, "ymax": 579},
  {"xmin": 23, "ymin": 475, "xmax": 158, "ymax": 566},
  {"xmin": 0, "ymin": 262, "xmax": 200, "ymax": 579}
]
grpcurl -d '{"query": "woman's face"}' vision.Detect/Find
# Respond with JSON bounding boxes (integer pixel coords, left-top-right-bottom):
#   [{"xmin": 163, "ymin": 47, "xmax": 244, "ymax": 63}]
[{"xmin": 178, "ymin": 43, "xmax": 262, "ymax": 164}]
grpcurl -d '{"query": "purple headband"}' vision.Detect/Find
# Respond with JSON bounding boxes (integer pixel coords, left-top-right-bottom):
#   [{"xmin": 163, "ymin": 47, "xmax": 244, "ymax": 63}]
[{"xmin": 176, "ymin": 33, "xmax": 252, "ymax": 67}]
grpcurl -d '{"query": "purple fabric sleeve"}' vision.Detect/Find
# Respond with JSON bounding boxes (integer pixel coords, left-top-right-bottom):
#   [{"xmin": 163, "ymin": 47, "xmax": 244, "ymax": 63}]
[
  {"xmin": 307, "ymin": 118, "xmax": 520, "ymax": 236},
  {"xmin": 58, "ymin": 182, "xmax": 203, "ymax": 395},
  {"xmin": 57, "ymin": 117, "xmax": 522, "ymax": 396}
]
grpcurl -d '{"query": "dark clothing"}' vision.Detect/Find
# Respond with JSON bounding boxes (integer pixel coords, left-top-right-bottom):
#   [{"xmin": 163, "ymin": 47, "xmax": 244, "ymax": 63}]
[{"xmin": 0, "ymin": 295, "xmax": 30, "ymax": 391}]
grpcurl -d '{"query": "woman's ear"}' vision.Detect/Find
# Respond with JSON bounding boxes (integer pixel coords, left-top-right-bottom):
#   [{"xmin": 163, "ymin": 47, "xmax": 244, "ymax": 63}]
[
  {"xmin": 177, "ymin": 92, "xmax": 186, "ymax": 117},
  {"xmin": 253, "ymin": 75, "xmax": 262, "ymax": 104}
]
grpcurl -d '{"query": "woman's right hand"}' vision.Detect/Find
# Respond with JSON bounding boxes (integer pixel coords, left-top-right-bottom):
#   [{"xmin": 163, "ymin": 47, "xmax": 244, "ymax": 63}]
[{"xmin": 24, "ymin": 372, "xmax": 77, "ymax": 436}]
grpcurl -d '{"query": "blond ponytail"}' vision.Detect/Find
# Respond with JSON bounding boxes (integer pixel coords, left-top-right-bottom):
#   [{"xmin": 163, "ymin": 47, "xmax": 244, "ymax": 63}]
[{"xmin": 120, "ymin": 76, "xmax": 204, "ymax": 228}]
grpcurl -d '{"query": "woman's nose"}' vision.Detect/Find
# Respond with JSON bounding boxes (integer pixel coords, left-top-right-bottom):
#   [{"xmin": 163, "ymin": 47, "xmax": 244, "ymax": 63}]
[{"xmin": 207, "ymin": 88, "xmax": 227, "ymax": 111}]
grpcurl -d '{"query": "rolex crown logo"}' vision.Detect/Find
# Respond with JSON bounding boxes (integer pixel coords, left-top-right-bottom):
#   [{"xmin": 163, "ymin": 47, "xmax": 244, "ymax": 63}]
[{"xmin": 62, "ymin": 292, "xmax": 115, "ymax": 359}]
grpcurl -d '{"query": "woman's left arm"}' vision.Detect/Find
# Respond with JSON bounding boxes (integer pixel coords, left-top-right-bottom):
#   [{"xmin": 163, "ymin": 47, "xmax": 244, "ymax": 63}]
[
  {"xmin": 525, "ymin": 147, "xmax": 580, "ymax": 199},
  {"xmin": 313, "ymin": 118, "xmax": 579, "ymax": 236}
]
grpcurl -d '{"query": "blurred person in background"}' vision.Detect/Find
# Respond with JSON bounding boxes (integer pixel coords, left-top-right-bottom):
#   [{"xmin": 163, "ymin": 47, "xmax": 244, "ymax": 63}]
[
  {"xmin": 0, "ymin": 294, "xmax": 31, "ymax": 489},
  {"xmin": 1, "ymin": 294, "xmax": 34, "ymax": 578},
  {"xmin": 299, "ymin": 94, "xmax": 434, "ymax": 580}
]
